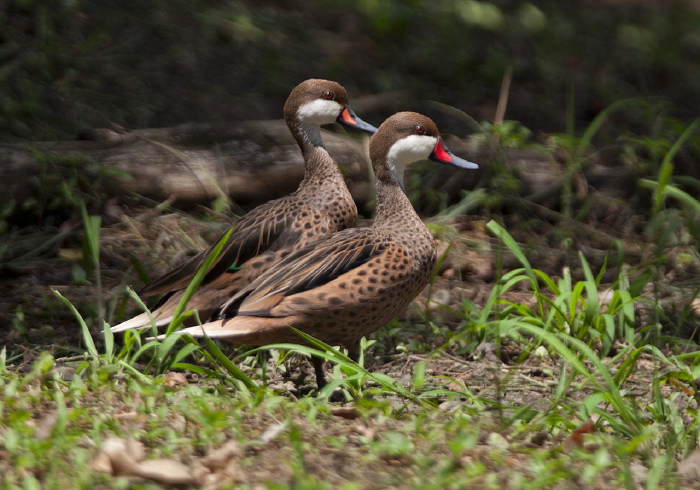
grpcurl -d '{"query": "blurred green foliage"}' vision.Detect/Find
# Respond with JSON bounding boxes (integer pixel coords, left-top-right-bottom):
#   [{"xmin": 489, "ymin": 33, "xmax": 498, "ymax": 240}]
[{"xmin": 1, "ymin": 0, "xmax": 699, "ymax": 141}]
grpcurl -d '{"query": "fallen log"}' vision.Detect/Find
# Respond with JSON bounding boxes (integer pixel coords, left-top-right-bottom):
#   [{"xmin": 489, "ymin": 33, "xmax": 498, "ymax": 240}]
[
  {"xmin": 1, "ymin": 121, "xmax": 374, "ymax": 212},
  {"xmin": 0, "ymin": 120, "xmax": 641, "ymax": 221}
]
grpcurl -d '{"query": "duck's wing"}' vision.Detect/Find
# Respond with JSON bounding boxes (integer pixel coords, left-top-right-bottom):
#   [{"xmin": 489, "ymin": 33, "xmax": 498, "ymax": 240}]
[
  {"xmin": 140, "ymin": 199, "xmax": 300, "ymax": 296},
  {"xmin": 218, "ymin": 228, "xmax": 390, "ymax": 317}
]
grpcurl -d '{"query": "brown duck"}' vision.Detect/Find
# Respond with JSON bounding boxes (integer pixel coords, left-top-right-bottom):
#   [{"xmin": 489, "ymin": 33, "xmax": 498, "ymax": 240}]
[
  {"xmin": 157, "ymin": 112, "xmax": 478, "ymax": 387},
  {"xmin": 111, "ymin": 79, "xmax": 377, "ymax": 333}
]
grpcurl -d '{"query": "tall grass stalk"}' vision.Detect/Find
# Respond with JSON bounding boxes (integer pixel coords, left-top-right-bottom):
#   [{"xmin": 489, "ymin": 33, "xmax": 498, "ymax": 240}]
[{"xmin": 80, "ymin": 203, "xmax": 103, "ymax": 322}]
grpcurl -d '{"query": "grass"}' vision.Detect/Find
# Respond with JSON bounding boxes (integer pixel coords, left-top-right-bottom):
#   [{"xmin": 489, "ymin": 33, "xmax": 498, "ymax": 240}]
[
  {"xmin": 3, "ymin": 105, "xmax": 700, "ymax": 488},
  {"xmin": 6, "ymin": 216, "xmax": 699, "ymax": 487},
  {"xmin": 0, "ymin": 349, "xmax": 678, "ymax": 489}
]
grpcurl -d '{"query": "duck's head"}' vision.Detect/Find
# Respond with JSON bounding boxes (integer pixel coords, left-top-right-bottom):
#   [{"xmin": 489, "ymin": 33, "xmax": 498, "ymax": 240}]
[
  {"xmin": 285, "ymin": 79, "xmax": 377, "ymax": 135},
  {"xmin": 370, "ymin": 112, "xmax": 478, "ymax": 187}
]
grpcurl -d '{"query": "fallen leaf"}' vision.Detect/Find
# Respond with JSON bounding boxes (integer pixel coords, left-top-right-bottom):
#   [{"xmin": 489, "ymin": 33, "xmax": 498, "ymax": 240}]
[
  {"xmin": 95, "ymin": 436, "xmax": 195, "ymax": 485},
  {"xmin": 133, "ymin": 458, "xmax": 195, "ymax": 485},
  {"xmin": 426, "ymin": 289, "xmax": 451, "ymax": 312},
  {"xmin": 113, "ymin": 411, "xmax": 144, "ymax": 422},
  {"xmin": 200, "ymin": 440, "xmax": 242, "ymax": 470},
  {"xmin": 562, "ymin": 420, "xmax": 595, "ymax": 453},
  {"xmin": 163, "ymin": 371, "xmax": 188, "ymax": 387},
  {"xmin": 58, "ymin": 248, "xmax": 83, "ymax": 261},
  {"xmin": 669, "ymin": 377, "xmax": 695, "ymax": 396},
  {"xmin": 90, "ymin": 451, "xmax": 113, "ymax": 474},
  {"xmin": 438, "ymin": 400, "xmax": 463, "ymax": 412},
  {"xmin": 330, "ymin": 406, "xmax": 360, "ymax": 420},
  {"xmin": 35, "ymin": 411, "xmax": 60, "ymax": 440},
  {"xmin": 259, "ymin": 423, "xmax": 285, "ymax": 444},
  {"xmin": 691, "ymin": 298, "xmax": 700, "ymax": 317},
  {"xmin": 679, "ymin": 449, "xmax": 700, "ymax": 481},
  {"xmin": 486, "ymin": 432, "xmax": 509, "ymax": 450},
  {"xmin": 101, "ymin": 437, "xmax": 144, "ymax": 475},
  {"xmin": 193, "ymin": 440, "xmax": 245, "ymax": 487},
  {"xmin": 350, "ymin": 425, "xmax": 375, "ymax": 440}
]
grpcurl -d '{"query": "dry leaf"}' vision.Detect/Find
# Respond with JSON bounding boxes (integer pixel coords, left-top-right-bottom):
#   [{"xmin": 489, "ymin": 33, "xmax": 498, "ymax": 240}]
[
  {"xmin": 330, "ymin": 406, "xmax": 360, "ymax": 420},
  {"xmin": 691, "ymin": 297, "xmax": 700, "ymax": 317},
  {"xmin": 133, "ymin": 459, "xmax": 195, "ymax": 485},
  {"xmin": 669, "ymin": 377, "xmax": 695, "ymax": 396},
  {"xmin": 562, "ymin": 420, "xmax": 596, "ymax": 453},
  {"xmin": 35, "ymin": 411, "xmax": 60, "ymax": 441},
  {"xmin": 90, "ymin": 451, "xmax": 113, "ymax": 474},
  {"xmin": 259, "ymin": 423, "xmax": 285, "ymax": 444},
  {"xmin": 96, "ymin": 436, "xmax": 195, "ymax": 485},
  {"xmin": 163, "ymin": 371, "xmax": 188, "ymax": 387},
  {"xmin": 193, "ymin": 440, "xmax": 245, "ymax": 487},
  {"xmin": 679, "ymin": 450, "xmax": 700, "ymax": 481},
  {"xmin": 114, "ymin": 411, "xmax": 144, "ymax": 422},
  {"xmin": 58, "ymin": 248, "xmax": 83, "ymax": 261},
  {"xmin": 101, "ymin": 437, "xmax": 144, "ymax": 475},
  {"xmin": 201, "ymin": 440, "xmax": 242, "ymax": 470}
]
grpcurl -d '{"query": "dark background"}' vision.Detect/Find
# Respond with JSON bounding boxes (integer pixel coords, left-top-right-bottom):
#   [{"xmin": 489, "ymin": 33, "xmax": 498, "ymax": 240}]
[{"xmin": 2, "ymin": 0, "xmax": 699, "ymax": 143}]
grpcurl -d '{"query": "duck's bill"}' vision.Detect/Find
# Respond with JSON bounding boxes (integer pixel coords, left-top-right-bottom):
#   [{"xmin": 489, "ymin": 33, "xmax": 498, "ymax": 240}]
[
  {"xmin": 337, "ymin": 107, "xmax": 378, "ymax": 134},
  {"xmin": 429, "ymin": 138, "xmax": 479, "ymax": 169}
]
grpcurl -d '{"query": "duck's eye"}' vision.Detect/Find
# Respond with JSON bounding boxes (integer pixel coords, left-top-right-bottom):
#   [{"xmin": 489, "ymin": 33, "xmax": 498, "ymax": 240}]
[
  {"xmin": 324, "ymin": 91, "xmax": 334, "ymax": 100},
  {"xmin": 415, "ymin": 125, "xmax": 426, "ymax": 135}
]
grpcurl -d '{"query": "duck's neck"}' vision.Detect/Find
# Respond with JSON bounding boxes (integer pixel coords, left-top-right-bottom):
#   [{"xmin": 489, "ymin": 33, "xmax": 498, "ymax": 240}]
[
  {"xmin": 290, "ymin": 121, "xmax": 343, "ymax": 187},
  {"xmin": 372, "ymin": 170, "xmax": 421, "ymax": 229}
]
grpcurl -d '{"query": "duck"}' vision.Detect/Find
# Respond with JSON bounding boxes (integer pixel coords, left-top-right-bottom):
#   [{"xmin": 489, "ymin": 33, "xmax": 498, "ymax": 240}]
[
  {"xmin": 111, "ymin": 79, "xmax": 377, "ymax": 333},
  {"xmin": 156, "ymin": 112, "xmax": 479, "ymax": 388}
]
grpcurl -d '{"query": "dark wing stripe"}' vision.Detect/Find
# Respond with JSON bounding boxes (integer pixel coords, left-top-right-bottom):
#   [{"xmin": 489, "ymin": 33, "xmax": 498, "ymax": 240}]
[
  {"xmin": 203, "ymin": 210, "xmax": 291, "ymax": 283},
  {"xmin": 237, "ymin": 229, "xmax": 388, "ymax": 307},
  {"xmin": 285, "ymin": 242, "xmax": 379, "ymax": 295}
]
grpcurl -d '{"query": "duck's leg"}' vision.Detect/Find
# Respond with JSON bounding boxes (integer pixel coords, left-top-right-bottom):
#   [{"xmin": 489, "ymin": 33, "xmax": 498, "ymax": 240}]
[
  {"xmin": 311, "ymin": 355, "xmax": 328, "ymax": 390},
  {"xmin": 347, "ymin": 342, "xmax": 360, "ymax": 364},
  {"xmin": 312, "ymin": 342, "xmax": 360, "ymax": 391}
]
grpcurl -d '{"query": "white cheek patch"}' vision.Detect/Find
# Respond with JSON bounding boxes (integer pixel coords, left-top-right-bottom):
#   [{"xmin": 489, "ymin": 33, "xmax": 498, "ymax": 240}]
[
  {"xmin": 386, "ymin": 134, "xmax": 438, "ymax": 185},
  {"xmin": 387, "ymin": 134, "xmax": 437, "ymax": 166},
  {"xmin": 297, "ymin": 99, "xmax": 343, "ymax": 125}
]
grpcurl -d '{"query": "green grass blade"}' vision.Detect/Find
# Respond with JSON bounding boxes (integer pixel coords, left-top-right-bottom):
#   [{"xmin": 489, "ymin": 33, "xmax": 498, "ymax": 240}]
[
  {"xmin": 102, "ymin": 320, "xmax": 114, "ymax": 363},
  {"xmin": 165, "ymin": 227, "xmax": 235, "ymax": 336},
  {"xmin": 53, "ymin": 289, "xmax": 99, "ymax": 362},
  {"xmin": 129, "ymin": 340, "xmax": 161, "ymax": 365},
  {"xmin": 576, "ymin": 99, "xmax": 635, "ymax": 159},
  {"xmin": 172, "ymin": 343, "xmax": 201, "ymax": 365},
  {"xmin": 124, "ymin": 287, "xmax": 158, "ymax": 335},
  {"xmin": 171, "ymin": 362, "xmax": 239, "ymax": 382},
  {"xmin": 487, "ymin": 220, "xmax": 536, "ymax": 286},
  {"xmin": 505, "ymin": 321, "xmax": 641, "ymax": 435},
  {"xmin": 660, "ymin": 184, "xmax": 700, "ymax": 216},
  {"xmin": 656, "ymin": 118, "xmax": 699, "ymax": 202},
  {"xmin": 201, "ymin": 334, "xmax": 257, "ymax": 390},
  {"xmin": 117, "ymin": 360, "xmax": 156, "ymax": 384},
  {"xmin": 255, "ymin": 331, "xmax": 424, "ymax": 404}
]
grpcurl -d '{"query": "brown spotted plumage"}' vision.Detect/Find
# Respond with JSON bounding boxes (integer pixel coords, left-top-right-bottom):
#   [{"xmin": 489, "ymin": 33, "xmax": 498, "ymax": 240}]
[
  {"xmin": 159, "ymin": 112, "xmax": 479, "ymax": 387},
  {"xmin": 111, "ymin": 79, "xmax": 376, "ymax": 333}
]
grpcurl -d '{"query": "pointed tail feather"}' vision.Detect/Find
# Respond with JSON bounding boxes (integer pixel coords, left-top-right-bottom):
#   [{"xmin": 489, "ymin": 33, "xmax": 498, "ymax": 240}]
[
  {"xmin": 151, "ymin": 317, "xmax": 300, "ymax": 344},
  {"xmin": 153, "ymin": 320, "xmax": 234, "ymax": 340},
  {"xmin": 110, "ymin": 311, "xmax": 173, "ymax": 333}
]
